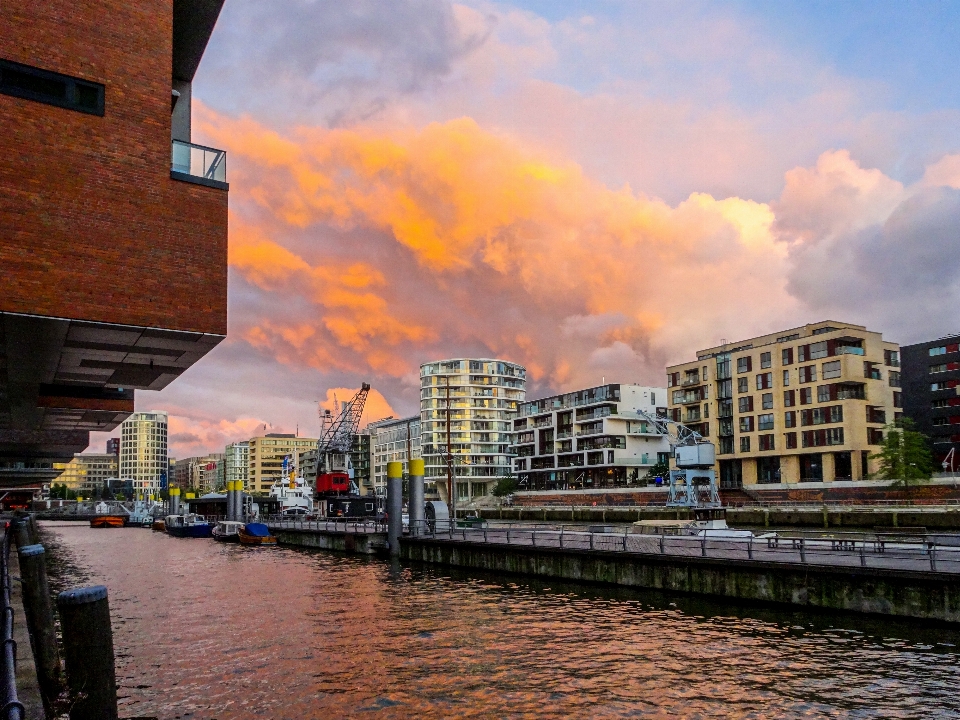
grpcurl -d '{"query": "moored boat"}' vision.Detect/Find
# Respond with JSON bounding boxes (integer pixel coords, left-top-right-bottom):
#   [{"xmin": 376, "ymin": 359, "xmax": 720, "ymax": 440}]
[
  {"xmin": 151, "ymin": 519, "xmax": 166, "ymax": 532},
  {"xmin": 212, "ymin": 520, "xmax": 244, "ymax": 543},
  {"xmin": 239, "ymin": 522, "xmax": 277, "ymax": 546},
  {"xmin": 165, "ymin": 513, "xmax": 213, "ymax": 538},
  {"xmin": 90, "ymin": 515, "xmax": 125, "ymax": 528}
]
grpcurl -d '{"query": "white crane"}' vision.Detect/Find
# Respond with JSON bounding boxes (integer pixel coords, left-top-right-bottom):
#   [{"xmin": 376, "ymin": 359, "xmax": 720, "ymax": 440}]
[{"xmin": 635, "ymin": 410, "xmax": 720, "ymax": 508}]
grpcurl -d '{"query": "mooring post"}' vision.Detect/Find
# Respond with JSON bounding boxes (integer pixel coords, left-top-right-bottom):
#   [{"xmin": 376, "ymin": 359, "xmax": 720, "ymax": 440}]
[
  {"xmin": 386, "ymin": 461, "xmax": 403, "ymax": 556},
  {"xmin": 169, "ymin": 487, "xmax": 180, "ymax": 516},
  {"xmin": 57, "ymin": 585, "xmax": 117, "ymax": 720},
  {"xmin": 18, "ymin": 544, "xmax": 62, "ymax": 716},
  {"xmin": 12, "ymin": 519, "xmax": 31, "ymax": 550},
  {"xmin": 408, "ymin": 459, "xmax": 425, "ymax": 538},
  {"xmin": 225, "ymin": 480, "xmax": 234, "ymax": 521}
]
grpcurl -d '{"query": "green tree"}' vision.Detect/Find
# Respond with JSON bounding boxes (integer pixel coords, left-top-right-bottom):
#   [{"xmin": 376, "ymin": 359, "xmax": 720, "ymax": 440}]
[
  {"xmin": 870, "ymin": 417, "xmax": 933, "ymax": 491},
  {"xmin": 100, "ymin": 482, "xmax": 114, "ymax": 500},
  {"xmin": 492, "ymin": 477, "xmax": 518, "ymax": 497},
  {"xmin": 643, "ymin": 460, "xmax": 671, "ymax": 485}
]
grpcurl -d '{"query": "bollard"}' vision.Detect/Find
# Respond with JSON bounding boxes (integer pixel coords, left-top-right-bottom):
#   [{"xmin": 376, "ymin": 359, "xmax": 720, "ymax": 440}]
[
  {"xmin": 27, "ymin": 515, "xmax": 40, "ymax": 545},
  {"xmin": 18, "ymin": 544, "xmax": 62, "ymax": 716},
  {"xmin": 57, "ymin": 585, "xmax": 117, "ymax": 720},
  {"xmin": 169, "ymin": 487, "xmax": 180, "ymax": 516},
  {"xmin": 12, "ymin": 520, "xmax": 32, "ymax": 550},
  {"xmin": 408, "ymin": 459, "xmax": 425, "ymax": 537},
  {"xmin": 386, "ymin": 462, "xmax": 403, "ymax": 557},
  {"xmin": 228, "ymin": 481, "xmax": 237, "ymax": 521}
]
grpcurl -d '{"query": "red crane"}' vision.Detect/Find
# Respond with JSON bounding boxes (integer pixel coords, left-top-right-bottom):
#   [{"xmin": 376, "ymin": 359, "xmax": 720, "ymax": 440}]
[{"xmin": 315, "ymin": 383, "xmax": 370, "ymax": 496}]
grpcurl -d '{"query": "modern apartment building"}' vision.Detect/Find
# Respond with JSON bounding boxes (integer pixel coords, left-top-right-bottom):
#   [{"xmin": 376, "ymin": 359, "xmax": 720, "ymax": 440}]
[
  {"xmin": 667, "ymin": 321, "xmax": 901, "ymax": 486},
  {"xmin": 511, "ymin": 384, "xmax": 671, "ymax": 491},
  {"xmin": 248, "ymin": 434, "xmax": 318, "ymax": 494},
  {"xmin": 171, "ymin": 452, "xmax": 224, "ymax": 493},
  {"xmin": 351, "ymin": 433, "xmax": 372, "ymax": 495},
  {"xmin": 119, "ymin": 411, "xmax": 169, "ymax": 495},
  {"xmin": 224, "ymin": 442, "xmax": 250, "ymax": 487},
  {"xmin": 368, "ymin": 416, "xmax": 422, "ymax": 497},
  {"xmin": 52, "ymin": 453, "xmax": 118, "ymax": 496},
  {"xmin": 901, "ymin": 334, "xmax": 960, "ymax": 470},
  {"xmin": 0, "ymin": 1, "xmax": 228, "ymax": 488},
  {"xmin": 420, "ymin": 359, "xmax": 526, "ymax": 501}
]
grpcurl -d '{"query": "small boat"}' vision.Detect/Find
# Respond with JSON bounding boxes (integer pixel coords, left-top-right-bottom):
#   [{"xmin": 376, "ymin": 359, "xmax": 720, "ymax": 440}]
[
  {"xmin": 212, "ymin": 520, "xmax": 244, "ymax": 543},
  {"xmin": 238, "ymin": 522, "xmax": 277, "ymax": 546},
  {"xmin": 90, "ymin": 515, "xmax": 125, "ymax": 528},
  {"xmin": 151, "ymin": 519, "xmax": 166, "ymax": 532},
  {"xmin": 164, "ymin": 513, "xmax": 213, "ymax": 538},
  {"xmin": 631, "ymin": 508, "xmax": 756, "ymax": 539}
]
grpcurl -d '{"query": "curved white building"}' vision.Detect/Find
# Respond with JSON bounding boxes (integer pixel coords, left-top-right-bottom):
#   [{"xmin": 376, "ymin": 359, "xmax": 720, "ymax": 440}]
[
  {"xmin": 420, "ymin": 358, "xmax": 526, "ymax": 501},
  {"xmin": 119, "ymin": 411, "xmax": 168, "ymax": 496}
]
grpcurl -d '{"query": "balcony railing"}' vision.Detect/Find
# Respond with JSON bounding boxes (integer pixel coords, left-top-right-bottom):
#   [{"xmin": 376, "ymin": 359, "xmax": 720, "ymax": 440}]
[{"xmin": 171, "ymin": 140, "xmax": 227, "ymax": 187}]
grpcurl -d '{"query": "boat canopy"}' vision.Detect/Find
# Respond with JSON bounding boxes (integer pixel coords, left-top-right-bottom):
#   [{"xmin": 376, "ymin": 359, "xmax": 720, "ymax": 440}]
[{"xmin": 244, "ymin": 523, "xmax": 271, "ymax": 537}]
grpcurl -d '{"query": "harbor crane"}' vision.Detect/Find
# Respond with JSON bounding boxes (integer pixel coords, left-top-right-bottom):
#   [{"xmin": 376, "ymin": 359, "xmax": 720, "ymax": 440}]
[
  {"xmin": 635, "ymin": 410, "xmax": 720, "ymax": 508},
  {"xmin": 315, "ymin": 383, "xmax": 370, "ymax": 496}
]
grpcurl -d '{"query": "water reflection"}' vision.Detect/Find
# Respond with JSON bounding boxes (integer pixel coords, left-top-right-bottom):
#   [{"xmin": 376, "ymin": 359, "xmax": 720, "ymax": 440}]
[{"xmin": 39, "ymin": 522, "xmax": 960, "ymax": 719}]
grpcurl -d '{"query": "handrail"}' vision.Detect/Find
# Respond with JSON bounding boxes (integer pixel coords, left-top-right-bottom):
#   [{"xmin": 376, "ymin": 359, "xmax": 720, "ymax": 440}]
[{"xmin": 0, "ymin": 528, "xmax": 24, "ymax": 719}]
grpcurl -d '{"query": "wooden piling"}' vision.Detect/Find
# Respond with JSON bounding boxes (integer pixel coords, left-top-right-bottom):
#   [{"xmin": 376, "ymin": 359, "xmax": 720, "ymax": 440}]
[
  {"xmin": 56, "ymin": 586, "xmax": 117, "ymax": 720},
  {"xmin": 17, "ymin": 544, "xmax": 62, "ymax": 716}
]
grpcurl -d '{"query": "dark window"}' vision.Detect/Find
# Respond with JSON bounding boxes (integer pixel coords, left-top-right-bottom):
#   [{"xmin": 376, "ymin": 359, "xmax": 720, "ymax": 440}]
[
  {"xmin": 738, "ymin": 396, "xmax": 754, "ymax": 413},
  {"xmin": 785, "ymin": 432, "xmax": 797, "ymax": 449},
  {"xmin": 888, "ymin": 371, "xmax": 901, "ymax": 388},
  {"xmin": 756, "ymin": 372, "xmax": 773, "ymax": 390},
  {"xmin": 758, "ymin": 434, "xmax": 775, "ymax": 451},
  {"xmin": 760, "ymin": 352, "xmax": 772, "ymax": 369},
  {"xmin": 799, "ymin": 365, "xmax": 817, "ymax": 383},
  {"xmin": 758, "ymin": 414, "xmax": 774, "ymax": 431},
  {"xmin": 0, "ymin": 59, "xmax": 104, "ymax": 115},
  {"xmin": 739, "ymin": 416, "xmax": 755, "ymax": 432},
  {"xmin": 799, "ymin": 388, "xmax": 813, "ymax": 405},
  {"xmin": 784, "ymin": 389, "xmax": 796, "ymax": 407},
  {"xmin": 784, "ymin": 411, "xmax": 796, "ymax": 428},
  {"xmin": 782, "ymin": 348, "xmax": 794, "ymax": 365},
  {"xmin": 737, "ymin": 377, "xmax": 749, "ymax": 393},
  {"xmin": 737, "ymin": 356, "xmax": 752, "ymax": 373},
  {"xmin": 740, "ymin": 436, "xmax": 751, "ymax": 452},
  {"xmin": 761, "ymin": 393, "xmax": 773, "ymax": 410},
  {"xmin": 893, "ymin": 391, "xmax": 902, "ymax": 409}
]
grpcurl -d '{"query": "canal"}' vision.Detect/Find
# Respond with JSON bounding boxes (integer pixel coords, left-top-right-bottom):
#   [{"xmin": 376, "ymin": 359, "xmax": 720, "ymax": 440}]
[{"xmin": 40, "ymin": 522, "xmax": 960, "ymax": 719}]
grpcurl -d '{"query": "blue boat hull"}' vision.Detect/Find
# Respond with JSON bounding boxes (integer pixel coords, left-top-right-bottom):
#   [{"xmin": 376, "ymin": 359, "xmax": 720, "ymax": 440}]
[{"xmin": 166, "ymin": 524, "xmax": 213, "ymax": 538}]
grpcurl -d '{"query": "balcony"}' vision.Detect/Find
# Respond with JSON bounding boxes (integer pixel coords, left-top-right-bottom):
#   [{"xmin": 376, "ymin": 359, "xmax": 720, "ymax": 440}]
[{"xmin": 171, "ymin": 140, "xmax": 228, "ymax": 189}]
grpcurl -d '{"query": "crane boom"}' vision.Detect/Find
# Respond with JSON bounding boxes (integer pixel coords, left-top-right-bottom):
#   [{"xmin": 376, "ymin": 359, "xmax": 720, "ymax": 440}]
[{"xmin": 315, "ymin": 383, "xmax": 371, "ymax": 497}]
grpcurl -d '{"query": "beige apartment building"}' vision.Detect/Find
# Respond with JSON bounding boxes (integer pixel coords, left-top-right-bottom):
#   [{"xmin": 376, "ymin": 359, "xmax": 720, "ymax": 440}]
[
  {"xmin": 53, "ymin": 453, "xmax": 118, "ymax": 497},
  {"xmin": 247, "ymin": 434, "xmax": 318, "ymax": 494},
  {"xmin": 667, "ymin": 321, "xmax": 901, "ymax": 487}
]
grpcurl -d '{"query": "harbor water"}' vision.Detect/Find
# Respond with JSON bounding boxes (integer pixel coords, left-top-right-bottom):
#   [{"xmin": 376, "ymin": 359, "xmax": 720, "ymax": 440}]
[{"xmin": 40, "ymin": 521, "xmax": 960, "ymax": 719}]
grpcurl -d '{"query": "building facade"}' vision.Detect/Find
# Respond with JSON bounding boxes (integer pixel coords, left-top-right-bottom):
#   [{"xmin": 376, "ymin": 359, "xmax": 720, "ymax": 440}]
[
  {"xmin": 511, "ymin": 384, "xmax": 671, "ymax": 491},
  {"xmin": 368, "ymin": 417, "xmax": 422, "ymax": 497},
  {"xmin": 351, "ymin": 434, "xmax": 372, "ymax": 495},
  {"xmin": 248, "ymin": 434, "xmax": 317, "ymax": 494},
  {"xmin": 901, "ymin": 335, "xmax": 960, "ymax": 470},
  {"xmin": 52, "ymin": 453, "xmax": 118, "ymax": 497},
  {"xmin": 420, "ymin": 359, "xmax": 526, "ymax": 501},
  {"xmin": 0, "ymin": 1, "xmax": 228, "ymax": 487},
  {"xmin": 119, "ymin": 411, "xmax": 169, "ymax": 495},
  {"xmin": 106, "ymin": 438, "xmax": 120, "ymax": 456},
  {"xmin": 667, "ymin": 321, "xmax": 901, "ymax": 486},
  {"xmin": 224, "ymin": 442, "xmax": 250, "ymax": 487}
]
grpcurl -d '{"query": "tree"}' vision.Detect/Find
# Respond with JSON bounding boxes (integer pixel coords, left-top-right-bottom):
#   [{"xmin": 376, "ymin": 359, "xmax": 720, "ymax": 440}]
[
  {"xmin": 492, "ymin": 477, "xmax": 518, "ymax": 497},
  {"xmin": 870, "ymin": 417, "xmax": 933, "ymax": 491},
  {"xmin": 643, "ymin": 459, "xmax": 671, "ymax": 485},
  {"xmin": 100, "ymin": 482, "xmax": 114, "ymax": 500}
]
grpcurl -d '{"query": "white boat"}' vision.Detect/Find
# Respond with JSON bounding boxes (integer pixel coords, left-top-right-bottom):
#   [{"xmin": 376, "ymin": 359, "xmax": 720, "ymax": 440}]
[
  {"xmin": 268, "ymin": 474, "xmax": 314, "ymax": 515},
  {"xmin": 632, "ymin": 508, "xmax": 769, "ymax": 540}
]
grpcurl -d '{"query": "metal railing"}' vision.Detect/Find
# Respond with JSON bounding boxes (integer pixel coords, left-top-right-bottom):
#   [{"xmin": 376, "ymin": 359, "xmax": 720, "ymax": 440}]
[
  {"xmin": 409, "ymin": 519, "xmax": 960, "ymax": 574},
  {"xmin": 171, "ymin": 140, "xmax": 226, "ymax": 183},
  {"xmin": 0, "ymin": 531, "xmax": 24, "ymax": 719},
  {"xmin": 265, "ymin": 515, "xmax": 388, "ymax": 534}
]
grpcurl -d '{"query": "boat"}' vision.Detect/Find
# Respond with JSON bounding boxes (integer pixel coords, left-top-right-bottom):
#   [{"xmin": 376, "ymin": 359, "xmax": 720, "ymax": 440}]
[
  {"xmin": 212, "ymin": 520, "xmax": 244, "ymax": 543},
  {"xmin": 151, "ymin": 519, "xmax": 166, "ymax": 532},
  {"xmin": 238, "ymin": 522, "xmax": 277, "ymax": 546},
  {"xmin": 631, "ymin": 508, "xmax": 758, "ymax": 539},
  {"xmin": 268, "ymin": 473, "xmax": 314, "ymax": 516},
  {"xmin": 90, "ymin": 500, "xmax": 127, "ymax": 528},
  {"xmin": 164, "ymin": 513, "xmax": 213, "ymax": 538},
  {"xmin": 90, "ymin": 515, "xmax": 125, "ymax": 528}
]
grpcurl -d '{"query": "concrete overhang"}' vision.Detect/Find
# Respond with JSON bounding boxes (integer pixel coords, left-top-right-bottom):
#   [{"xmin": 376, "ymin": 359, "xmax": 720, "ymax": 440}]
[{"xmin": 173, "ymin": 0, "xmax": 226, "ymax": 82}]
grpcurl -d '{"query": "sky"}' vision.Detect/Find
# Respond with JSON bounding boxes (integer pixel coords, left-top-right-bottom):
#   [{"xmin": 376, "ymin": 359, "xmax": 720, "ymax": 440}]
[{"xmin": 95, "ymin": 0, "xmax": 960, "ymax": 458}]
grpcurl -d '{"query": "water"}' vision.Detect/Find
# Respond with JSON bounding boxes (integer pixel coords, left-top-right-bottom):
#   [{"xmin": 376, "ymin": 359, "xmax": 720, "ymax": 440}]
[{"xmin": 39, "ymin": 522, "xmax": 960, "ymax": 719}]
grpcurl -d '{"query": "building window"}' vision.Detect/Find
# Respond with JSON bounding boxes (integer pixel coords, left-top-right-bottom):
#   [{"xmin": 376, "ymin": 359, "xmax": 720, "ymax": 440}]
[
  {"xmin": 782, "ymin": 348, "xmax": 794, "ymax": 365},
  {"xmin": 782, "ymin": 370, "xmax": 790, "ymax": 386},
  {"xmin": 864, "ymin": 362, "xmax": 882, "ymax": 380},
  {"xmin": 802, "ymin": 427, "xmax": 845, "ymax": 447},
  {"xmin": 760, "ymin": 352, "xmax": 772, "ymax": 369},
  {"xmin": 668, "ymin": 372, "xmax": 680, "ymax": 387},
  {"xmin": 758, "ymin": 414, "xmax": 774, "ymax": 431},
  {"xmin": 893, "ymin": 391, "xmax": 902, "ymax": 409},
  {"xmin": 867, "ymin": 428, "xmax": 884, "ymax": 445},
  {"xmin": 933, "ymin": 417, "xmax": 949, "ymax": 427},
  {"xmin": 0, "ymin": 59, "xmax": 105, "ymax": 116},
  {"xmin": 737, "ymin": 356, "xmax": 752, "ymax": 373},
  {"xmin": 784, "ymin": 432, "xmax": 797, "ymax": 449},
  {"xmin": 761, "ymin": 393, "xmax": 773, "ymax": 410},
  {"xmin": 758, "ymin": 434, "xmax": 775, "ymax": 451},
  {"xmin": 740, "ymin": 416, "xmax": 755, "ymax": 432},
  {"xmin": 799, "ymin": 365, "xmax": 817, "ymax": 383},
  {"xmin": 931, "ymin": 364, "xmax": 947, "ymax": 374},
  {"xmin": 740, "ymin": 437, "xmax": 751, "ymax": 453},
  {"xmin": 888, "ymin": 371, "xmax": 901, "ymax": 388},
  {"xmin": 884, "ymin": 349, "xmax": 900, "ymax": 366},
  {"xmin": 784, "ymin": 389, "xmax": 796, "ymax": 407},
  {"xmin": 822, "ymin": 360, "xmax": 841, "ymax": 379},
  {"xmin": 756, "ymin": 373, "xmax": 773, "ymax": 390},
  {"xmin": 785, "ymin": 411, "xmax": 796, "ymax": 428},
  {"xmin": 930, "ymin": 346, "xmax": 947, "ymax": 356},
  {"xmin": 799, "ymin": 388, "xmax": 813, "ymax": 405},
  {"xmin": 817, "ymin": 385, "xmax": 830, "ymax": 403},
  {"xmin": 703, "ymin": 403, "xmax": 710, "ymax": 418},
  {"xmin": 737, "ymin": 377, "xmax": 749, "ymax": 393},
  {"xmin": 738, "ymin": 396, "xmax": 754, "ymax": 413}
]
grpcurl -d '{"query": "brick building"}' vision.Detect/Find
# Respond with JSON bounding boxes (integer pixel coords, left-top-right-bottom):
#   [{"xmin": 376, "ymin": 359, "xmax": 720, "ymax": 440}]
[
  {"xmin": 667, "ymin": 321, "xmax": 901, "ymax": 486},
  {"xmin": 0, "ymin": 0, "xmax": 228, "ymax": 486}
]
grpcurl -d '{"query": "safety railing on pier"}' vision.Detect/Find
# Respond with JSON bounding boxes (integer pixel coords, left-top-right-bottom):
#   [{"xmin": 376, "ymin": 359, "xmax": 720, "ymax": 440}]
[
  {"xmin": 507, "ymin": 497, "xmax": 960, "ymax": 510},
  {"xmin": 0, "ymin": 530, "xmax": 24, "ymax": 719},
  {"xmin": 409, "ymin": 520, "xmax": 960, "ymax": 575},
  {"xmin": 265, "ymin": 515, "xmax": 388, "ymax": 534}
]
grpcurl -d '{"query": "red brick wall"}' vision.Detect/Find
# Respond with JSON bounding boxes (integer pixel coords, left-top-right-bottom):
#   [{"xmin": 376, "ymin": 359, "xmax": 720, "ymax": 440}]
[{"xmin": 0, "ymin": 0, "xmax": 227, "ymax": 335}]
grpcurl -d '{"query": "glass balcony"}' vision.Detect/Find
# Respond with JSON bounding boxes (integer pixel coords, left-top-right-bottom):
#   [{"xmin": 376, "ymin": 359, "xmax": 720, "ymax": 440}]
[{"xmin": 171, "ymin": 140, "xmax": 227, "ymax": 186}]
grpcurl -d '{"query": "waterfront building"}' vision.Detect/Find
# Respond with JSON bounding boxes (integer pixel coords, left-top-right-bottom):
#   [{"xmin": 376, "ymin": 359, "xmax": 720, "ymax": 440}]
[
  {"xmin": 420, "ymin": 359, "xmax": 526, "ymax": 501},
  {"xmin": 511, "ymin": 384, "xmax": 671, "ymax": 491},
  {"xmin": 106, "ymin": 438, "xmax": 120, "ymax": 456},
  {"xmin": 200, "ymin": 455, "xmax": 225, "ymax": 493},
  {"xmin": 0, "ymin": 1, "xmax": 228, "ymax": 488},
  {"xmin": 368, "ymin": 417, "xmax": 422, "ymax": 497},
  {"xmin": 52, "ymin": 453, "xmax": 118, "ymax": 497},
  {"xmin": 248, "ymin": 434, "xmax": 318, "ymax": 494},
  {"xmin": 224, "ymin": 442, "xmax": 250, "ymax": 487},
  {"xmin": 171, "ymin": 453, "xmax": 224, "ymax": 493},
  {"xmin": 901, "ymin": 334, "xmax": 960, "ymax": 470},
  {"xmin": 666, "ymin": 321, "xmax": 901, "ymax": 486},
  {"xmin": 119, "ymin": 412, "xmax": 169, "ymax": 495}
]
